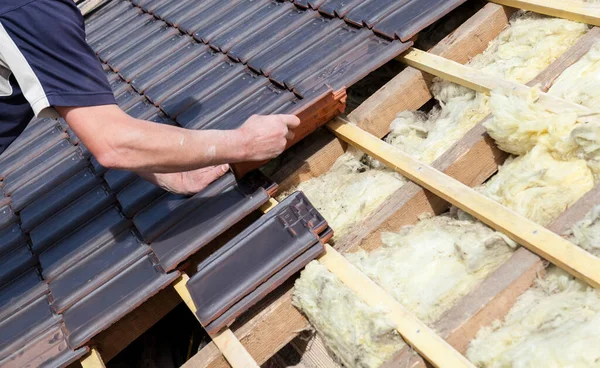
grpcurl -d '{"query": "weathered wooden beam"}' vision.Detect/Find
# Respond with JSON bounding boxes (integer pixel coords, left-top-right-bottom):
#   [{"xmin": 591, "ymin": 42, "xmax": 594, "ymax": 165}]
[{"xmin": 489, "ymin": 0, "xmax": 600, "ymax": 26}]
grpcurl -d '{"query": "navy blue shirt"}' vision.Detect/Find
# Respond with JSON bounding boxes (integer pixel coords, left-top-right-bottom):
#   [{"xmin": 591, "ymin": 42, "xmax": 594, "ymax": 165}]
[{"xmin": 0, "ymin": 0, "xmax": 115, "ymax": 154}]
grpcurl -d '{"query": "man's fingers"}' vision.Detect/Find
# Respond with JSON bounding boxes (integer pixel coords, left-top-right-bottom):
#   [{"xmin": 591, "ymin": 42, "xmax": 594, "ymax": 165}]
[
  {"xmin": 285, "ymin": 130, "xmax": 295, "ymax": 140},
  {"xmin": 277, "ymin": 114, "xmax": 301, "ymax": 129}
]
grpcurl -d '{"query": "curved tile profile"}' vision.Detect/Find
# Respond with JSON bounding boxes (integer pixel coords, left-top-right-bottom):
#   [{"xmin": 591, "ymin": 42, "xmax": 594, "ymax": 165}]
[{"xmin": 187, "ymin": 191, "xmax": 331, "ymax": 334}]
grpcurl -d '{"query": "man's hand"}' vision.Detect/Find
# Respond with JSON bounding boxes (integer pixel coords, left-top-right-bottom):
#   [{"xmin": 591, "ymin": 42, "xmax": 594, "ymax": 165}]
[
  {"xmin": 138, "ymin": 164, "xmax": 230, "ymax": 195},
  {"xmin": 237, "ymin": 114, "xmax": 301, "ymax": 161}
]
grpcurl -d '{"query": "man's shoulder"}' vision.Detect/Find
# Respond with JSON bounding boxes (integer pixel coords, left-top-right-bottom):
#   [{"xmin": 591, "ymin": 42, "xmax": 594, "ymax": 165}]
[{"xmin": 0, "ymin": 0, "xmax": 40, "ymax": 17}]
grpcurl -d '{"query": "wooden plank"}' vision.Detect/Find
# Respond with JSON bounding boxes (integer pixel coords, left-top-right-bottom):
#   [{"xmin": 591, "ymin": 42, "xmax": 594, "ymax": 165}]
[
  {"xmin": 289, "ymin": 333, "xmax": 340, "ymax": 368},
  {"xmin": 173, "ymin": 274, "xmax": 259, "ymax": 368},
  {"xmin": 399, "ymin": 48, "xmax": 589, "ymax": 114},
  {"xmin": 337, "ymin": 119, "xmax": 506, "ymax": 253},
  {"xmin": 80, "ymin": 347, "xmax": 106, "ymax": 368},
  {"xmin": 327, "ymin": 118, "xmax": 600, "ymax": 288},
  {"xmin": 489, "ymin": 0, "xmax": 600, "ymax": 26},
  {"xmin": 182, "ymin": 286, "xmax": 310, "ymax": 368},
  {"xmin": 319, "ymin": 244, "xmax": 475, "ymax": 368}
]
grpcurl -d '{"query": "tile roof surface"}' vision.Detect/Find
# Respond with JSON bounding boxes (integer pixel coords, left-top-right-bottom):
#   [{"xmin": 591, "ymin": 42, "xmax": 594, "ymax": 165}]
[{"xmin": 0, "ymin": 0, "xmax": 465, "ymax": 366}]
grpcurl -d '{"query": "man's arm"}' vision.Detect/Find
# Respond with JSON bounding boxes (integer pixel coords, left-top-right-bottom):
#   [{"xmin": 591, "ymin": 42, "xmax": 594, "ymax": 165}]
[
  {"xmin": 56, "ymin": 105, "xmax": 300, "ymax": 194},
  {"xmin": 57, "ymin": 105, "xmax": 299, "ymax": 172}
]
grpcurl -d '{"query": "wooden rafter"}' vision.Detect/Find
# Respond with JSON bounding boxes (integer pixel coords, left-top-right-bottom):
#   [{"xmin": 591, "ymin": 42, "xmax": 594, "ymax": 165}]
[{"xmin": 489, "ymin": 0, "xmax": 600, "ymax": 26}]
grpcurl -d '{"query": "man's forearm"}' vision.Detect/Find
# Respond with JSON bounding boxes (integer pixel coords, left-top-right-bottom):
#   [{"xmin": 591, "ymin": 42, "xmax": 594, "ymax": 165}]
[
  {"xmin": 105, "ymin": 117, "xmax": 250, "ymax": 172},
  {"xmin": 58, "ymin": 105, "xmax": 250, "ymax": 172},
  {"xmin": 58, "ymin": 104, "xmax": 298, "ymax": 174}
]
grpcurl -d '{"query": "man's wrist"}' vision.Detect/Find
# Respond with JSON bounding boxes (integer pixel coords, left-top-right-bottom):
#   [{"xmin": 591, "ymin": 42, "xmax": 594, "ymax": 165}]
[{"xmin": 230, "ymin": 127, "xmax": 252, "ymax": 162}]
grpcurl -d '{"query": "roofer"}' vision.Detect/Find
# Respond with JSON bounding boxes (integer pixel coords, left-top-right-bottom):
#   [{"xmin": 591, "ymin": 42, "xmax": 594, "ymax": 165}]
[{"xmin": 0, "ymin": 0, "xmax": 300, "ymax": 194}]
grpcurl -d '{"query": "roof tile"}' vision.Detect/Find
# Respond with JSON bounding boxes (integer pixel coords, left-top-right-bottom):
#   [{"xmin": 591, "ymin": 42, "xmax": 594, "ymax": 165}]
[
  {"xmin": 20, "ymin": 168, "xmax": 101, "ymax": 233},
  {"xmin": 30, "ymin": 185, "xmax": 115, "ymax": 254},
  {"xmin": 39, "ymin": 207, "xmax": 130, "ymax": 281}
]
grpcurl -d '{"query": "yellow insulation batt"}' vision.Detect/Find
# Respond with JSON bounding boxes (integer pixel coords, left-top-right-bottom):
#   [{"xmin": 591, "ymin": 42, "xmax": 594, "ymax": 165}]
[
  {"xmin": 286, "ymin": 151, "xmax": 406, "ymax": 237},
  {"xmin": 285, "ymin": 12, "xmax": 588, "ymax": 240},
  {"xmin": 293, "ymin": 262, "xmax": 403, "ymax": 368},
  {"xmin": 346, "ymin": 212, "xmax": 515, "ymax": 324},
  {"xmin": 293, "ymin": 212, "xmax": 514, "ymax": 367},
  {"xmin": 465, "ymin": 39, "xmax": 600, "ymax": 368},
  {"xmin": 466, "ymin": 267, "xmax": 600, "ymax": 367},
  {"xmin": 479, "ymin": 144, "xmax": 594, "ymax": 226},
  {"xmin": 481, "ymin": 41, "xmax": 600, "ymax": 226},
  {"xmin": 292, "ymin": 12, "xmax": 592, "ymax": 368}
]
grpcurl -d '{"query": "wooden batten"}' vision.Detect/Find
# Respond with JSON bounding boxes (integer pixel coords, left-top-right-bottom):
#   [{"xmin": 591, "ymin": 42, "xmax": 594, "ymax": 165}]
[
  {"xmin": 490, "ymin": 0, "xmax": 600, "ymax": 26},
  {"xmin": 340, "ymin": 8, "xmax": 600, "ymax": 254},
  {"xmin": 338, "ymin": 119, "xmax": 506, "ymax": 254},
  {"xmin": 186, "ymin": 5, "xmax": 515, "ymax": 368}
]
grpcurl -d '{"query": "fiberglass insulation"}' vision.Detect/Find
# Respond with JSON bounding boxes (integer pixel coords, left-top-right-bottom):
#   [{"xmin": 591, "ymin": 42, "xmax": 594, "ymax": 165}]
[
  {"xmin": 293, "ymin": 12, "xmax": 594, "ymax": 368},
  {"xmin": 466, "ymin": 267, "xmax": 600, "ymax": 367},
  {"xmin": 465, "ymin": 41, "xmax": 600, "ymax": 368},
  {"xmin": 293, "ymin": 212, "xmax": 515, "ymax": 368},
  {"xmin": 287, "ymin": 12, "xmax": 588, "ymax": 239},
  {"xmin": 466, "ymin": 205, "xmax": 600, "ymax": 367},
  {"xmin": 480, "ymin": 42, "xmax": 600, "ymax": 226},
  {"xmin": 565, "ymin": 205, "xmax": 600, "ymax": 257}
]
